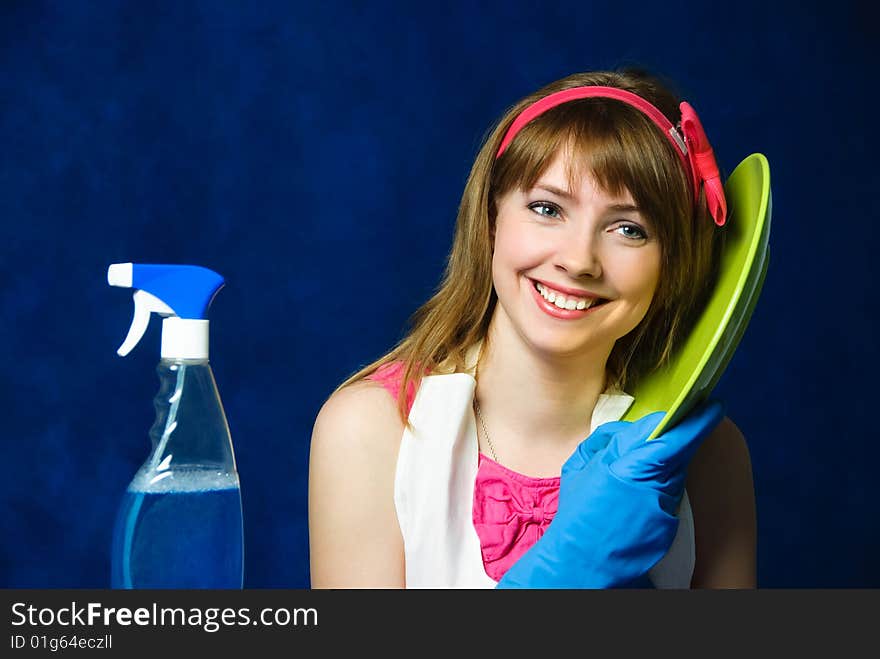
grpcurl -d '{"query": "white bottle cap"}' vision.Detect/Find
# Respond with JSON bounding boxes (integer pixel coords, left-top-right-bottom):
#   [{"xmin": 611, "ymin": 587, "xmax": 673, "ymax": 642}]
[{"xmin": 161, "ymin": 317, "xmax": 210, "ymax": 360}]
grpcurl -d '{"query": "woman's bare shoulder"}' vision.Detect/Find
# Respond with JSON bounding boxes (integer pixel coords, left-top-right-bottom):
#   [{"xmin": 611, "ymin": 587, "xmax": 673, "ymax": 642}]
[
  {"xmin": 311, "ymin": 379, "xmax": 405, "ymax": 456},
  {"xmin": 692, "ymin": 415, "xmax": 752, "ymax": 474}
]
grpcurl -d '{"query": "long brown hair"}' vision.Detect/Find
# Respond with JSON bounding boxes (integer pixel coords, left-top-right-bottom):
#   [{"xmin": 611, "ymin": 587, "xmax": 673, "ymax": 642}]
[{"xmin": 337, "ymin": 68, "xmax": 724, "ymax": 422}]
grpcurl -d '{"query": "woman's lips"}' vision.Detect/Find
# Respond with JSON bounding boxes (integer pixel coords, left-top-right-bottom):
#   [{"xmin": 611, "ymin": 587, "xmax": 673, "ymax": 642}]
[{"xmin": 528, "ymin": 279, "xmax": 608, "ymax": 320}]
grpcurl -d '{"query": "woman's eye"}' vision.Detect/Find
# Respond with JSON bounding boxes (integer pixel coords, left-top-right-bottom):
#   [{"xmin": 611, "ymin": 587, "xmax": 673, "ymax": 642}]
[
  {"xmin": 528, "ymin": 202, "xmax": 561, "ymax": 219},
  {"xmin": 615, "ymin": 224, "xmax": 648, "ymax": 241}
]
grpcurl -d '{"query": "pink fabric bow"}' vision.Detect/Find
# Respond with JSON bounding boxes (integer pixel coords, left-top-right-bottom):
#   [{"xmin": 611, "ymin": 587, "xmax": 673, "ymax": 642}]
[
  {"xmin": 680, "ymin": 102, "xmax": 727, "ymax": 226},
  {"xmin": 472, "ymin": 455, "xmax": 560, "ymax": 581}
]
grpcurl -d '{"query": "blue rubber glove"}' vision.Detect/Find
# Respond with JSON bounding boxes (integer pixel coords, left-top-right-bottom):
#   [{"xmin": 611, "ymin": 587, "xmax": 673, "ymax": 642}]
[{"xmin": 496, "ymin": 399, "xmax": 724, "ymax": 589}]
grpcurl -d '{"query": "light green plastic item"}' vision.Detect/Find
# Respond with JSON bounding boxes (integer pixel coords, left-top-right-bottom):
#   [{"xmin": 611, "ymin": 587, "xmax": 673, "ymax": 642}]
[{"xmin": 623, "ymin": 153, "xmax": 772, "ymax": 439}]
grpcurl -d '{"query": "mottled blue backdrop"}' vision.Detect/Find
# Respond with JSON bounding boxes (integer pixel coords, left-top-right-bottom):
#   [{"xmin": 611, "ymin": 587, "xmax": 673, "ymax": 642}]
[{"xmin": 1, "ymin": 1, "xmax": 877, "ymax": 588}]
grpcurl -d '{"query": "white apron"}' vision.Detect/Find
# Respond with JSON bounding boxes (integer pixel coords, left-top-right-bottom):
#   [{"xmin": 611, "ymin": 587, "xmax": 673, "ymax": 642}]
[{"xmin": 393, "ymin": 372, "xmax": 696, "ymax": 589}]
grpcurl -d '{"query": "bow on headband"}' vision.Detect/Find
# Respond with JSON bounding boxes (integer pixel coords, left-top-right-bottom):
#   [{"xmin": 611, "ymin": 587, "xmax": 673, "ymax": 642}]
[
  {"xmin": 496, "ymin": 87, "xmax": 728, "ymax": 226},
  {"xmin": 679, "ymin": 102, "xmax": 727, "ymax": 226}
]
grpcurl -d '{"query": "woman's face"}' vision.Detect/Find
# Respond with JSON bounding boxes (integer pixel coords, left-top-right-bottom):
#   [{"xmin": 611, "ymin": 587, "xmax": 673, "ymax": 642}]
[{"xmin": 490, "ymin": 150, "xmax": 662, "ymax": 361}]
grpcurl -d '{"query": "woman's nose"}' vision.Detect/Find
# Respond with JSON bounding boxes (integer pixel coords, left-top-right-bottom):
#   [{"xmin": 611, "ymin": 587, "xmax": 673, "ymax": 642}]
[{"xmin": 553, "ymin": 225, "xmax": 602, "ymax": 279}]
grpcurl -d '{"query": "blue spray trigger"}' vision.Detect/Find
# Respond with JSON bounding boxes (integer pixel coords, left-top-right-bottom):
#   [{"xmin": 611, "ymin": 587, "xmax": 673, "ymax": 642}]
[{"xmin": 128, "ymin": 264, "xmax": 225, "ymax": 320}]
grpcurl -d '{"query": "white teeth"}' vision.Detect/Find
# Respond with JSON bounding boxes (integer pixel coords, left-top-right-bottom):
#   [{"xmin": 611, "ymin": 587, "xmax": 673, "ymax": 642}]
[{"xmin": 535, "ymin": 282, "xmax": 599, "ymax": 310}]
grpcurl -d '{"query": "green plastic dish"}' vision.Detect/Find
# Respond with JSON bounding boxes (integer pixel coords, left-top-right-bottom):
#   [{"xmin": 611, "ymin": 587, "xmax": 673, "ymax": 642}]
[{"xmin": 622, "ymin": 153, "xmax": 772, "ymax": 438}]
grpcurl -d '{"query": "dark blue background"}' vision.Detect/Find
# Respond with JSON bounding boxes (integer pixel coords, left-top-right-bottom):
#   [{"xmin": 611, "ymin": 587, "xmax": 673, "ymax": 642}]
[{"xmin": 2, "ymin": 1, "xmax": 876, "ymax": 588}]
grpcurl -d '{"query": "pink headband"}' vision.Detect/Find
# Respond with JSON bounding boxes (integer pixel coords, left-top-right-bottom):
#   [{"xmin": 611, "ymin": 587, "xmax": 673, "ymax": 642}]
[{"xmin": 495, "ymin": 86, "xmax": 727, "ymax": 226}]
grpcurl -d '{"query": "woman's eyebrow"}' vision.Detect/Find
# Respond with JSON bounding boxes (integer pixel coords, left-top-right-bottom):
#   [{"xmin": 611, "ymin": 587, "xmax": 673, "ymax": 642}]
[
  {"xmin": 534, "ymin": 183, "xmax": 576, "ymax": 199},
  {"xmin": 608, "ymin": 203, "xmax": 641, "ymax": 212}
]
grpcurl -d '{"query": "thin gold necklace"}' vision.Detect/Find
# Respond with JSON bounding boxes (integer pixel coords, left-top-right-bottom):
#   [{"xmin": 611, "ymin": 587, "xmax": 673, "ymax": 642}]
[{"xmin": 473, "ymin": 399, "xmax": 499, "ymax": 463}]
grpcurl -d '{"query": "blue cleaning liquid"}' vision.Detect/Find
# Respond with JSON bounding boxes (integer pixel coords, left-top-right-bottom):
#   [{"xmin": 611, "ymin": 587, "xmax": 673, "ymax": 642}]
[{"xmin": 111, "ymin": 469, "xmax": 243, "ymax": 589}]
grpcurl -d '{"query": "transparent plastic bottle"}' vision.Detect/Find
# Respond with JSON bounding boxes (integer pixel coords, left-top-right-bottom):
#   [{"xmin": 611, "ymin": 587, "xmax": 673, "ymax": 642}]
[
  {"xmin": 111, "ymin": 359, "xmax": 243, "ymax": 589},
  {"xmin": 107, "ymin": 263, "xmax": 243, "ymax": 589}
]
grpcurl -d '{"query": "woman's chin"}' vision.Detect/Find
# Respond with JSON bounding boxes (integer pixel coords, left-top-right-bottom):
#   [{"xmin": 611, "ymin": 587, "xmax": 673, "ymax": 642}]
[{"xmin": 519, "ymin": 329, "xmax": 610, "ymax": 363}]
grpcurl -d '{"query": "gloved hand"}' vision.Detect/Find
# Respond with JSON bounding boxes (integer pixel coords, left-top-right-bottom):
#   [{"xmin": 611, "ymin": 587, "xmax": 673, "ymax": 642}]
[{"xmin": 496, "ymin": 399, "xmax": 724, "ymax": 589}]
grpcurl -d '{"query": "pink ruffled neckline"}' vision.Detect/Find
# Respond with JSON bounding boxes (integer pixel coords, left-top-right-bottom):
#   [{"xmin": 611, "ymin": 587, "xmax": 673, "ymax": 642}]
[{"xmin": 477, "ymin": 452, "xmax": 561, "ymax": 485}]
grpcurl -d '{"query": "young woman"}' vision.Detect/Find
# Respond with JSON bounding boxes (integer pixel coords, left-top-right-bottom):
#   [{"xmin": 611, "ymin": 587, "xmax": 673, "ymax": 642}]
[{"xmin": 308, "ymin": 68, "xmax": 757, "ymax": 588}]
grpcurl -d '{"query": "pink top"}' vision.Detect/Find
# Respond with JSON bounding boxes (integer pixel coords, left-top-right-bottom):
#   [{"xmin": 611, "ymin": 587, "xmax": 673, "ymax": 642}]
[{"xmin": 368, "ymin": 361, "xmax": 560, "ymax": 581}]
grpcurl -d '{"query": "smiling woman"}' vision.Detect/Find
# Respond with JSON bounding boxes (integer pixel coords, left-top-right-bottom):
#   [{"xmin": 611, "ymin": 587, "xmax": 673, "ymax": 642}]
[{"xmin": 307, "ymin": 68, "xmax": 756, "ymax": 589}]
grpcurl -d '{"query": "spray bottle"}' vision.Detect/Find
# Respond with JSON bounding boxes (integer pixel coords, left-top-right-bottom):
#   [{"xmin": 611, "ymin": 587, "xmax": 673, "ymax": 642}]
[{"xmin": 107, "ymin": 263, "xmax": 243, "ymax": 589}]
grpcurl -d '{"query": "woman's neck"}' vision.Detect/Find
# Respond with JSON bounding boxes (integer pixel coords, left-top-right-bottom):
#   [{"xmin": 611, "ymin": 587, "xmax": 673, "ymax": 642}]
[{"xmin": 473, "ymin": 316, "xmax": 614, "ymax": 474}]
